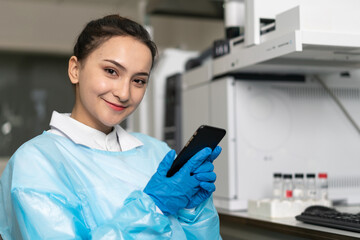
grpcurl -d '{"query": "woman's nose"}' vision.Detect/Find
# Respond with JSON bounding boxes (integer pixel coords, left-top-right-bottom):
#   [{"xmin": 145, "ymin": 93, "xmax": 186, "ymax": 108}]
[{"xmin": 113, "ymin": 79, "xmax": 130, "ymax": 102}]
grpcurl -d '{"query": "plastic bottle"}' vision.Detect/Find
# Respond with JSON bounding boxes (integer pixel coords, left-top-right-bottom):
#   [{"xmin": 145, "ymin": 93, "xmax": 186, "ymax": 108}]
[
  {"xmin": 272, "ymin": 173, "xmax": 283, "ymax": 199},
  {"xmin": 306, "ymin": 173, "xmax": 317, "ymax": 200},
  {"xmin": 282, "ymin": 174, "xmax": 293, "ymax": 200},
  {"xmin": 318, "ymin": 172, "xmax": 328, "ymax": 201},
  {"xmin": 293, "ymin": 173, "xmax": 305, "ymax": 200}
]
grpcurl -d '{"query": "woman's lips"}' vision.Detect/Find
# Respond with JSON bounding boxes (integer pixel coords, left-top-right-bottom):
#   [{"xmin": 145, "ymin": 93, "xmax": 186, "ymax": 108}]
[{"xmin": 104, "ymin": 99, "xmax": 126, "ymax": 111}]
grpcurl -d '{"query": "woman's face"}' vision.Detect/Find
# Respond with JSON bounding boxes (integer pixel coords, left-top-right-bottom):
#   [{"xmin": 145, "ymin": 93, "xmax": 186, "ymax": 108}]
[{"xmin": 68, "ymin": 36, "xmax": 152, "ymax": 133}]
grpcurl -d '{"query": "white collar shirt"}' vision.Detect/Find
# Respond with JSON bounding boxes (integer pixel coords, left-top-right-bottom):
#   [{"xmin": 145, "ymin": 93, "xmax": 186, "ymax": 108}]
[{"xmin": 47, "ymin": 111, "xmax": 143, "ymax": 152}]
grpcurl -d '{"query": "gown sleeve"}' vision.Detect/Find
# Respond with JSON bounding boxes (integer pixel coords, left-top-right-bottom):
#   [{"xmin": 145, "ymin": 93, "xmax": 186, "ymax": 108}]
[
  {"xmin": 0, "ymin": 145, "xmax": 172, "ymax": 240},
  {"xmin": 177, "ymin": 196, "xmax": 222, "ymax": 240}
]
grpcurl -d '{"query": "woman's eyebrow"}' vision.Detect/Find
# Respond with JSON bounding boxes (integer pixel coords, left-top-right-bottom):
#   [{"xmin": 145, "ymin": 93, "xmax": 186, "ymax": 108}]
[
  {"xmin": 103, "ymin": 59, "xmax": 126, "ymax": 71},
  {"xmin": 103, "ymin": 59, "xmax": 149, "ymax": 76}
]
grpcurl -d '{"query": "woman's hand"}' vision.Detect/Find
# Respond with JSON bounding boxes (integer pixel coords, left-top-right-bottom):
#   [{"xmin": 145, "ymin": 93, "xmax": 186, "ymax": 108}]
[
  {"xmin": 144, "ymin": 148, "xmax": 214, "ymax": 215},
  {"xmin": 186, "ymin": 146, "xmax": 221, "ymax": 208}
]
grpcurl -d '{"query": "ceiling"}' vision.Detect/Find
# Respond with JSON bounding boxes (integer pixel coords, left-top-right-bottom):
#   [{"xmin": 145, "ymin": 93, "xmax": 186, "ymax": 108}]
[
  {"xmin": 146, "ymin": 0, "xmax": 224, "ymax": 19},
  {"xmin": 7, "ymin": 0, "xmax": 224, "ymax": 19}
]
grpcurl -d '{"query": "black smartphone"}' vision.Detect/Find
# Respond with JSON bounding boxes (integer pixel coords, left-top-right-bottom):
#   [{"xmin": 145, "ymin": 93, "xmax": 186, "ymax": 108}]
[{"xmin": 166, "ymin": 125, "xmax": 226, "ymax": 177}]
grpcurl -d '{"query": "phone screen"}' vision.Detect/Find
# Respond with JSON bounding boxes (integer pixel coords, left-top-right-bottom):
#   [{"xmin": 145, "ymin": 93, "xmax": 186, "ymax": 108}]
[{"xmin": 166, "ymin": 125, "xmax": 226, "ymax": 177}]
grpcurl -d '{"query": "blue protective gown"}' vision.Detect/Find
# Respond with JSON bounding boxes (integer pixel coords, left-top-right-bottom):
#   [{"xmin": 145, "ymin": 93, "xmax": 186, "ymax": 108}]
[{"xmin": 0, "ymin": 131, "xmax": 221, "ymax": 240}]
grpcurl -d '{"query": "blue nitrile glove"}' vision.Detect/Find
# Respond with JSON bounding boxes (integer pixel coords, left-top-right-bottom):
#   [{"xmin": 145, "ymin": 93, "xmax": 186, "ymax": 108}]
[
  {"xmin": 144, "ymin": 148, "xmax": 213, "ymax": 216},
  {"xmin": 186, "ymin": 146, "xmax": 222, "ymax": 209}
]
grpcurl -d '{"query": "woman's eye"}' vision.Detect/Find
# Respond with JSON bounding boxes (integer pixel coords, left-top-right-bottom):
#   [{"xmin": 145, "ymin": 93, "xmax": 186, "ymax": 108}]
[
  {"xmin": 133, "ymin": 79, "xmax": 147, "ymax": 86},
  {"xmin": 105, "ymin": 68, "xmax": 117, "ymax": 76}
]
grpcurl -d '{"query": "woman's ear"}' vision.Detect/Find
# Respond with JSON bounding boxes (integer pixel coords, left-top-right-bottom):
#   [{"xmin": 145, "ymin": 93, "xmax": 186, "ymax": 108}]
[{"xmin": 68, "ymin": 56, "xmax": 80, "ymax": 84}]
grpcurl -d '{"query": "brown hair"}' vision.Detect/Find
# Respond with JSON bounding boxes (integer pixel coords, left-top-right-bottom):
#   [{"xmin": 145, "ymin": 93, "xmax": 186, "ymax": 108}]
[{"xmin": 73, "ymin": 14, "xmax": 157, "ymax": 67}]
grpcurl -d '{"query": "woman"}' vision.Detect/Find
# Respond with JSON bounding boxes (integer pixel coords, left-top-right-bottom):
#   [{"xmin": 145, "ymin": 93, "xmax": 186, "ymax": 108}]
[{"xmin": 0, "ymin": 15, "xmax": 222, "ymax": 239}]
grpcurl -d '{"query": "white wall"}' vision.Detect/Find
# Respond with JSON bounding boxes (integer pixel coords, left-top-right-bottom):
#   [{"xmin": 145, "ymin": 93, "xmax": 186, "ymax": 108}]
[
  {"xmin": 0, "ymin": 0, "xmax": 225, "ymax": 54},
  {"xmin": 0, "ymin": 0, "xmax": 140, "ymax": 54},
  {"xmin": 150, "ymin": 15, "xmax": 224, "ymax": 52}
]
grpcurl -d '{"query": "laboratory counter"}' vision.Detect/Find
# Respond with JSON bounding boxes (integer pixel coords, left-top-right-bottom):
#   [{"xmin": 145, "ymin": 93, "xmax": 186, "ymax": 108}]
[
  {"xmin": 218, "ymin": 206, "xmax": 360, "ymax": 240},
  {"xmin": 0, "ymin": 208, "xmax": 359, "ymax": 240}
]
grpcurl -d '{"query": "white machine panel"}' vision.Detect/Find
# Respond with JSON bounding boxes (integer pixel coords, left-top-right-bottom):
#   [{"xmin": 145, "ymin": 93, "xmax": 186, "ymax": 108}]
[
  {"xmin": 181, "ymin": 83, "xmax": 211, "ymax": 143},
  {"xmin": 183, "ymin": 75, "xmax": 360, "ymax": 210},
  {"xmin": 209, "ymin": 79, "xmax": 238, "ymax": 203}
]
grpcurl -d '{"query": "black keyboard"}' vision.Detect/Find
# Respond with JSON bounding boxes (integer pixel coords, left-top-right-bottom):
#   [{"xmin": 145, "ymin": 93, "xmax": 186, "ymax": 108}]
[{"xmin": 295, "ymin": 205, "xmax": 360, "ymax": 233}]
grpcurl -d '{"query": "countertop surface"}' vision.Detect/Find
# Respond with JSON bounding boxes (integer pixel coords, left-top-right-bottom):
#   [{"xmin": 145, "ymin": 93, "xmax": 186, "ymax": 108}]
[{"xmin": 218, "ymin": 205, "xmax": 360, "ymax": 239}]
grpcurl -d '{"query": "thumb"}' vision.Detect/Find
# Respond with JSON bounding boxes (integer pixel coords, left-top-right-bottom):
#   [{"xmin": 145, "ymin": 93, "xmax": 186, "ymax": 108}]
[
  {"xmin": 181, "ymin": 147, "xmax": 212, "ymax": 174},
  {"xmin": 157, "ymin": 150, "xmax": 176, "ymax": 176},
  {"xmin": 208, "ymin": 146, "xmax": 222, "ymax": 163}
]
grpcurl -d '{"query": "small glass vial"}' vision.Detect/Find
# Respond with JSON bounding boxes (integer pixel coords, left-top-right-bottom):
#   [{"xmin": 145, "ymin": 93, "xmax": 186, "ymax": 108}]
[
  {"xmin": 306, "ymin": 173, "xmax": 317, "ymax": 200},
  {"xmin": 293, "ymin": 173, "xmax": 305, "ymax": 200},
  {"xmin": 318, "ymin": 172, "xmax": 328, "ymax": 200},
  {"xmin": 282, "ymin": 174, "xmax": 293, "ymax": 200},
  {"xmin": 272, "ymin": 173, "xmax": 283, "ymax": 199}
]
